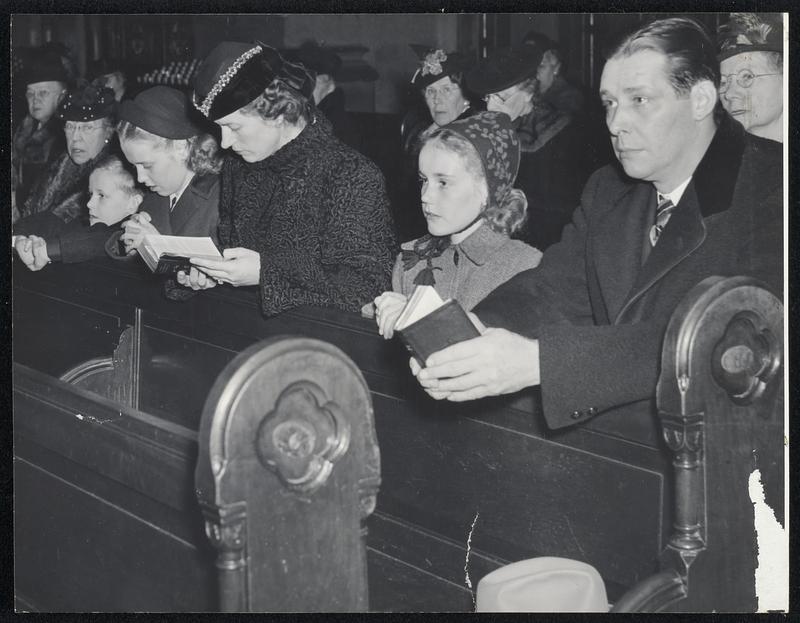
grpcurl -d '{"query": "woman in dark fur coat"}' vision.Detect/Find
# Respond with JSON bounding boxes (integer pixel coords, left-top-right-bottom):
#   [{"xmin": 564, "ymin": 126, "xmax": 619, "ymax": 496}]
[{"xmin": 181, "ymin": 42, "xmax": 396, "ymax": 317}]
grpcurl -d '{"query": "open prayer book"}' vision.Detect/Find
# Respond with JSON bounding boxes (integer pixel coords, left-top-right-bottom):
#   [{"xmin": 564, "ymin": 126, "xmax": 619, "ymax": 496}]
[
  {"xmin": 138, "ymin": 234, "xmax": 222, "ymax": 276},
  {"xmin": 394, "ymin": 285, "xmax": 481, "ymax": 365}
]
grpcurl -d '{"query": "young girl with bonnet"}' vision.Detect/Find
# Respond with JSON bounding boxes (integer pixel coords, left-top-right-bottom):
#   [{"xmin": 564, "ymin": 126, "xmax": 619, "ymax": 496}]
[
  {"xmin": 14, "ymin": 154, "xmax": 143, "ymax": 271},
  {"xmin": 374, "ymin": 110, "xmax": 542, "ymax": 338}
]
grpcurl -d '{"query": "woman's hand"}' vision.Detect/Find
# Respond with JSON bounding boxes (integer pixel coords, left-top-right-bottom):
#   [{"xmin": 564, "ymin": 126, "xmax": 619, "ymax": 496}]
[
  {"xmin": 120, "ymin": 212, "xmax": 158, "ymax": 255},
  {"xmin": 189, "ymin": 247, "xmax": 261, "ymax": 287},
  {"xmin": 176, "ymin": 266, "xmax": 218, "ymax": 291},
  {"xmin": 373, "ymin": 291, "xmax": 408, "ymax": 339},
  {"xmin": 15, "ymin": 235, "xmax": 50, "ymax": 271}
]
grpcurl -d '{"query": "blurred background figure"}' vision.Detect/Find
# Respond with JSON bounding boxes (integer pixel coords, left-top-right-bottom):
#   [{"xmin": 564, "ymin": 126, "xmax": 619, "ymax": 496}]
[
  {"xmin": 290, "ymin": 41, "xmax": 363, "ymax": 152},
  {"xmin": 12, "ymin": 51, "xmax": 69, "ymax": 214},
  {"xmin": 466, "ymin": 45, "xmax": 590, "ymax": 251},
  {"xmin": 522, "ymin": 30, "xmax": 585, "ymax": 117},
  {"xmin": 90, "ymin": 58, "xmax": 135, "ymax": 103},
  {"xmin": 717, "ymin": 13, "xmax": 783, "ymax": 143}
]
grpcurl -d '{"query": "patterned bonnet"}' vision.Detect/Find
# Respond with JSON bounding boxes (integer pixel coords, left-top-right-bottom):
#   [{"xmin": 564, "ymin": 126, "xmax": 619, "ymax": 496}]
[{"xmin": 432, "ymin": 110, "xmax": 521, "ymax": 210}]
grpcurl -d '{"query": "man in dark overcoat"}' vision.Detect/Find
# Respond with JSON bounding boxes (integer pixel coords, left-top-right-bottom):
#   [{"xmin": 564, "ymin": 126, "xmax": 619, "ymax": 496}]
[{"xmin": 411, "ymin": 17, "xmax": 783, "ymax": 437}]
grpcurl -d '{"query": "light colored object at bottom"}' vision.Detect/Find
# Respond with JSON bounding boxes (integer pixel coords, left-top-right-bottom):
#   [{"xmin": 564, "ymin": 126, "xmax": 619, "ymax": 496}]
[{"xmin": 476, "ymin": 557, "xmax": 609, "ymax": 612}]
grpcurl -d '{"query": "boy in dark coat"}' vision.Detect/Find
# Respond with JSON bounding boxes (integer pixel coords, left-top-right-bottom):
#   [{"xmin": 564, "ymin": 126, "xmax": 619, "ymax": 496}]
[{"xmin": 13, "ymin": 154, "xmax": 143, "ymax": 270}]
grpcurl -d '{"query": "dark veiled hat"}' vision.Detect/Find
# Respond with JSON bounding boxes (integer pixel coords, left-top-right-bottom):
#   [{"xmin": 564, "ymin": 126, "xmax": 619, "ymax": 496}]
[
  {"xmin": 118, "ymin": 86, "xmax": 203, "ymax": 139},
  {"xmin": 465, "ymin": 46, "xmax": 543, "ymax": 95},
  {"xmin": 290, "ymin": 41, "xmax": 343, "ymax": 78},
  {"xmin": 410, "ymin": 47, "xmax": 471, "ymax": 90},
  {"xmin": 192, "ymin": 41, "xmax": 315, "ymax": 121},
  {"xmin": 57, "ymin": 84, "xmax": 116, "ymax": 122},
  {"xmin": 25, "ymin": 53, "xmax": 69, "ymax": 86}
]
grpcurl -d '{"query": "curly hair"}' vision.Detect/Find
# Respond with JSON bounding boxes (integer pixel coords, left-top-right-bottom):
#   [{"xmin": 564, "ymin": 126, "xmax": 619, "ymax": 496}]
[
  {"xmin": 116, "ymin": 121, "xmax": 223, "ymax": 175},
  {"xmin": 90, "ymin": 153, "xmax": 144, "ymax": 200},
  {"xmin": 238, "ymin": 79, "xmax": 314, "ymax": 125},
  {"xmin": 718, "ymin": 13, "xmax": 783, "ymax": 71},
  {"xmin": 424, "ymin": 129, "xmax": 527, "ymax": 237}
]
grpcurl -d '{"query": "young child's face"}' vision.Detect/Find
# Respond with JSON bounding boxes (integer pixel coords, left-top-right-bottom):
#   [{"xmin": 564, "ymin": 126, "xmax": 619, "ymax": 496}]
[{"xmin": 87, "ymin": 169, "xmax": 140, "ymax": 226}]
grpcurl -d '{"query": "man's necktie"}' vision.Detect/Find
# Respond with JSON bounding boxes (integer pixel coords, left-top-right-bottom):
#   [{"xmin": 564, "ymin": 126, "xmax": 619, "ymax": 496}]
[
  {"xmin": 170, "ymin": 196, "xmax": 177, "ymax": 212},
  {"xmin": 649, "ymin": 195, "xmax": 676, "ymax": 246}
]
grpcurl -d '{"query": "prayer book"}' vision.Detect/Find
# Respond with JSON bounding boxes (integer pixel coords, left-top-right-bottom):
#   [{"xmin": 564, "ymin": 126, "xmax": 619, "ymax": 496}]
[
  {"xmin": 394, "ymin": 285, "xmax": 481, "ymax": 364},
  {"xmin": 138, "ymin": 234, "xmax": 222, "ymax": 276}
]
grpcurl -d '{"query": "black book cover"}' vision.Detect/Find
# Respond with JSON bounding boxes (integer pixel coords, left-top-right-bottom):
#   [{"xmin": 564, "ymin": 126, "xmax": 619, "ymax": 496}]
[
  {"xmin": 152, "ymin": 254, "xmax": 194, "ymax": 276},
  {"xmin": 396, "ymin": 299, "xmax": 481, "ymax": 365}
]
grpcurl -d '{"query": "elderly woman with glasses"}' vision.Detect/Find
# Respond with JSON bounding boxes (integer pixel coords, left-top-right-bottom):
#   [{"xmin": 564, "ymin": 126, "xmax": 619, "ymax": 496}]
[
  {"xmin": 14, "ymin": 84, "xmax": 118, "ymax": 234},
  {"xmin": 717, "ymin": 13, "xmax": 783, "ymax": 143},
  {"xmin": 179, "ymin": 42, "xmax": 396, "ymax": 317},
  {"xmin": 466, "ymin": 46, "xmax": 590, "ymax": 251}
]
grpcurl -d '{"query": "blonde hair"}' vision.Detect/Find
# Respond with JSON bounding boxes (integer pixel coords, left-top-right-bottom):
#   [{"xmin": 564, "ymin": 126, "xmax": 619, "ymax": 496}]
[
  {"xmin": 91, "ymin": 153, "xmax": 143, "ymax": 200},
  {"xmin": 116, "ymin": 121, "xmax": 223, "ymax": 175}
]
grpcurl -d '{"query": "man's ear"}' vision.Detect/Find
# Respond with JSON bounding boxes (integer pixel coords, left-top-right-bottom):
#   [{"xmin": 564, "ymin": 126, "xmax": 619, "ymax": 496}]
[
  {"xmin": 690, "ymin": 79, "xmax": 718, "ymax": 122},
  {"xmin": 128, "ymin": 193, "xmax": 144, "ymax": 215}
]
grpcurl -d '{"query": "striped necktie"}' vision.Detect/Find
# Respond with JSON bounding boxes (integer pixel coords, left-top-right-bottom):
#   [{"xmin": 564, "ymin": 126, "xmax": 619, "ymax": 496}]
[{"xmin": 649, "ymin": 195, "xmax": 676, "ymax": 246}]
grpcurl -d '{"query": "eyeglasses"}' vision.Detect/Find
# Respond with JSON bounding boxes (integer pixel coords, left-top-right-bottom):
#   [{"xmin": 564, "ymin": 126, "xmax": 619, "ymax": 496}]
[
  {"xmin": 424, "ymin": 84, "xmax": 461, "ymax": 100},
  {"xmin": 64, "ymin": 121, "xmax": 104, "ymax": 136},
  {"xmin": 26, "ymin": 89, "xmax": 58, "ymax": 100},
  {"xmin": 718, "ymin": 69, "xmax": 781, "ymax": 94},
  {"xmin": 482, "ymin": 90, "xmax": 515, "ymax": 104}
]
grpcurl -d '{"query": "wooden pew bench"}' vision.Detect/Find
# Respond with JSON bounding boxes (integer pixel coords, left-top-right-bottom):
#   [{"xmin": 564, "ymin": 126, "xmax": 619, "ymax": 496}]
[{"xmin": 14, "ymin": 257, "xmax": 782, "ymax": 611}]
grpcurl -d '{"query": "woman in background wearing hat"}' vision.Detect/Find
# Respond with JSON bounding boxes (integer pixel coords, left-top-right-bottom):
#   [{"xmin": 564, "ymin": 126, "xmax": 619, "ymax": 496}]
[
  {"xmin": 397, "ymin": 48, "xmax": 479, "ymax": 240},
  {"xmin": 466, "ymin": 46, "xmax": 590, "ymax": 251},
  {"xmin": 112, "ymin": 85, "xmax": 222, "ymax": 256},
  {"xmin": 12, "ymin": 53, "xmax": 69, "ymax": 215},
  {"xmin": 181, "ymin": 41, "xmax": 396, "ymax": 317},
  {"xmin": 717, "ymin": 13, "xmax": 783, "ymax": 143},
  {"xmin": 373, "ymin": 111, "xmax": 542, "ymax": 339},
  {"xmin": 291, "ymin": 41, "xmax": 363, "ymax": 153},
  {"xmin": 14, "ymin": 84, "xmax": 117, "ymax": 233}
]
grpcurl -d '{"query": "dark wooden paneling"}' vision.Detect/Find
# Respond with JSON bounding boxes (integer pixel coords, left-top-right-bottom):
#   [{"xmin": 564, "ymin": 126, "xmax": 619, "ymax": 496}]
[{"xmin": 15, "ymin": 459, "xmax": 214, "ymax": 612}]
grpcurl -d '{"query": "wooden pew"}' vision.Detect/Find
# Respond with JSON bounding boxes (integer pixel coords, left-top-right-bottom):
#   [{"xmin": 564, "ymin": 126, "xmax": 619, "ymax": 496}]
[
  {"xmin": 15, "ymin": 331, "xmax": 379, "ymax": 612},
  {"xmin": 611, "ymin": 275, "xmax": 785, "ymax": 612},
  {"xmin": 13, "ymin": 257, "xmax": 678, "ymax": 610}
]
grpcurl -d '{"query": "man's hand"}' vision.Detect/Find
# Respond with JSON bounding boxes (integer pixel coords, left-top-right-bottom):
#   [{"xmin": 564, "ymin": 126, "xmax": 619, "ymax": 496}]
[
  {"xmin": 411, "ymin": 328, "xmax": 541, "ymax": 402},
  {"xmin": 189, "ymin": 247, "xmax": 261, "ymax": 287},
  {"xmin": 373, "ymin": 291, "xmax": 408, "ymax": 339}
]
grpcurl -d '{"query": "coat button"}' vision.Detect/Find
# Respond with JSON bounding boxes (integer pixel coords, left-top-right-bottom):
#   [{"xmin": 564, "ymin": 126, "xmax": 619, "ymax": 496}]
[
  {"xmin": 571, "ymin": 410, "xmax": 582, "ymax": 420},
  {"xmin": 587, "ymin": 407, "xmax": 597, "ymax": 416}
]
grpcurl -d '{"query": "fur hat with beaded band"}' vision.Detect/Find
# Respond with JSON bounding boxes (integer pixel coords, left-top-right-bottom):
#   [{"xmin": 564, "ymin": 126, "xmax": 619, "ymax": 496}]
[{"xmin": 192, "ymin": 41, "xmax": 315, "ymax": 121}]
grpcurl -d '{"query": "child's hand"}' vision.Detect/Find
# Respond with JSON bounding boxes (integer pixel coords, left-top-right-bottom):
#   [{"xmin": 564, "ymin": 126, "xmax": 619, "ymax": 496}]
[
  {"xmin": 14, "ymin": 235, "xmax": 35, "ymax": 267},
  {"xmin": 121, "ymin": 212, "xmax": 157, "ymax": 254},
  {"xmin": 373, "ymin": 291, "xmax": 408, "ymax": 339},
  {"xmin": 15, "ymin": 235, "xmax": 50, "ymax": 271},
  {"xmin": 29, "ymin": 235, "xmax": 50, "ymax": 270}
]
